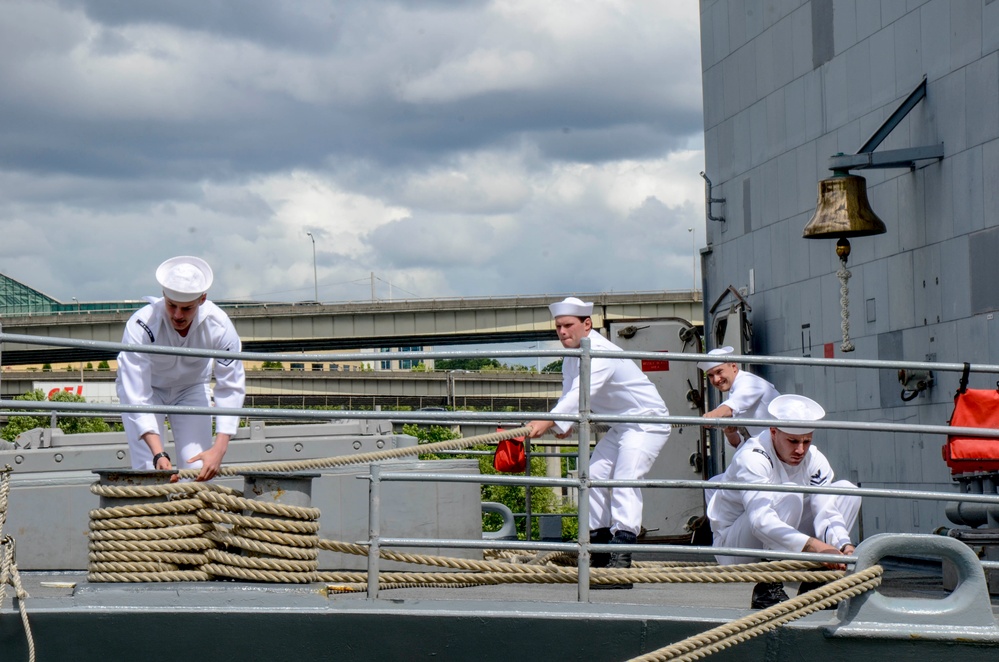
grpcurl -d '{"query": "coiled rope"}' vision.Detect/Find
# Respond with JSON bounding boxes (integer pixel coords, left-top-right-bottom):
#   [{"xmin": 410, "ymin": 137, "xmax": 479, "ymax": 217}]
[
  {"xmin": 0, "ymin": 465, "xmax": 35, "ymax": 662},
  {"xmin": 88, "ymin": 426, "xmax": 531, "ymax": 582}
]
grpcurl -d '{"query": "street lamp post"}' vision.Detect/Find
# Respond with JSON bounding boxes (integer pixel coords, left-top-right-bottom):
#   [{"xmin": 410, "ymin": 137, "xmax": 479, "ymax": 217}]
[
  {"xmin": 306, "ymin": 232, "xmax": 318, "ymax": 302},
  {"xmin": 687, "ymin": 228, "xmax": 696, "ymax": 292},
  {"xmin": 71, "ymin": 297, "xmax": 83, "ymax": 382}
]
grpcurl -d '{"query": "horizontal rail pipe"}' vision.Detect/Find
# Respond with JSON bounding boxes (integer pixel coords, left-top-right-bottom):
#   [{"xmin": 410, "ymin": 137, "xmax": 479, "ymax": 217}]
[
  {"xmin": 6, "ymin": 330, "xmax": 999, "ymax": 376},
  {"xmin": 378, "ymin": 471, "xmax": 999, "ymax": 505},
  {"xmin": 5, "ymin": 399, "xmax": 999, "ymax": 441}
]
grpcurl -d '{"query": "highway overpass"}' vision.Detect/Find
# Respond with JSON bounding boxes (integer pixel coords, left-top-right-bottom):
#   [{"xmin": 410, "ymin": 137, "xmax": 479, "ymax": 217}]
[{"xmin": 0, "ymin": 290, "xmax": 702, "ymax": 366}]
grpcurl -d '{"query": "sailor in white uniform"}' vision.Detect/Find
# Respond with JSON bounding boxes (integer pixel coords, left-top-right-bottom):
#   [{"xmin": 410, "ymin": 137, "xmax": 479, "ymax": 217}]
[
  {"xmin": 527, "ymin": 297, "xmax": 670, "ymax": 586},
  {"xmin": 699, "ymin": 346, "xmax": 779, "ymax": 451},
  {"xmin": 116, "ymin": 256, "xmax": 245, "ymax": 481},
  {"xmin": 706, "ymin": 394, "xmax": 860, "ymax": 608}
]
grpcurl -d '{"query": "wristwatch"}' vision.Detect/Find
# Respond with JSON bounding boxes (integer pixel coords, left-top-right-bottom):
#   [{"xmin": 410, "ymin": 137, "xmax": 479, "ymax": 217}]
[{"xmin": 152, "ymin": 451, "xmax": 171, "ymax": 468}]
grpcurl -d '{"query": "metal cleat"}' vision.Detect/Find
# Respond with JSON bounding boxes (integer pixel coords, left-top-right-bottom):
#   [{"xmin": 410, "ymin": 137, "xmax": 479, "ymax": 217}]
[{"xmin": 828, "ymin": 533, "xmax": 999, "ymax": 642}]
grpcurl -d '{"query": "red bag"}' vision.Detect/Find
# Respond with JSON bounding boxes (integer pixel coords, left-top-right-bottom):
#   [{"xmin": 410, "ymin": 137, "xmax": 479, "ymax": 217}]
[
  {"xmin": 493, "ymin": 428, "xmax": 527, "ymax": 473},
  {"xmin": 943, "ymin": 377, "xmax": 999, "ymax": 474}
]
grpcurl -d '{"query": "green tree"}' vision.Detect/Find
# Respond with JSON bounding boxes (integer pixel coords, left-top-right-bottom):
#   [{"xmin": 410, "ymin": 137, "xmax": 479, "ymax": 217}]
[
  {"xmin": 401, "ymin": 423, "xmax": 577, "ymax": 540},
  {"xmin": 85, "ymin": 362, "xmax": 94, "ymax": 370},
  {"xmin": 1, "ymin": 390, "xmax": 118, "ymax": 443},
  {"xmin": 97, "ymin": 360, "xmax": 111, "ymax": 371},
  {"xmin": 435, "ymin": 358, "xmax": 503, "ymax": 371},
  {"xmin": 261, "ymin": 360, "xmax": 284, "ymax": 370},
  {"xmin": 42, "ymin": 363, "xmax": 52, "ymax": 372},
  {"xmin": 542, "ymin": 359, "xmax": 563, "ymax": 373}
]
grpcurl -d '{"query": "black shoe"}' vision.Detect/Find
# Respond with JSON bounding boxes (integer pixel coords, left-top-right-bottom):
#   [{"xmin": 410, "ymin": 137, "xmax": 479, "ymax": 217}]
[
  {"xmin": 751, "ymin": 582, "xmax": 789, "ymax": 609},
  {"xmin": 589, "ymin": 528, "xmax": 612, "ymax": 568},
  {"xmin": 593, "ymin": 530, "xmax": 637, "ymax": 590}
]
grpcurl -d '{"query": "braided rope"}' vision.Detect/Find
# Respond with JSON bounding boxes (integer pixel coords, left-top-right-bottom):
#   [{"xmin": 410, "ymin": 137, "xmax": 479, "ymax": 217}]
[
  {"xmin": 174, "ymin": 426, "xmax": 533, "ymax": 480},
  {"xmin": 1, "ymin": 464, "xmax": 36, "ymax": 662},
  {"xmin": 628, "ymin": 565, "xmax": 884, "ymax": 662},
  {"xmin": 837, "ymin": 258, "xmax": 855, "ymax": 352}
]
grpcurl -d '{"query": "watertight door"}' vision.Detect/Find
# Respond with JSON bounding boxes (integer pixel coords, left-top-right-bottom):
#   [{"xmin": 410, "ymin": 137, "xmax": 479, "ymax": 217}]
[{"xmin": 607, "ymin": 319, "xmax": 706, "ymax": 540}]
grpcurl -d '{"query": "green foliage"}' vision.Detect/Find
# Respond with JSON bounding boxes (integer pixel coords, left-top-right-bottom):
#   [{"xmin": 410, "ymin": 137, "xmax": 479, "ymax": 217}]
[
  {"xmin": 435, "ymin": 358, "xmax": 503, "ymax": 371},
  {"xmin": 261, "ymin": 360, "xmax": 284, "ymax": 370},
  {"xmin": 97, "ymin": 360, "xmax": 111, "ymax": 371},
  {"xmin": 85, "ymin": 362, "xmax": 94, "ymax": 370},
  {"xmin": 401, "ymin": 423, "xmax": 578, "ymax": 541},
  {"xmin": 542, "ymin": 359, "xmax": 563, "ymax": 373},
  {"xmin": 42, "ymin": 363, "xmax": 52, "ymax": 372},
  {"xmin": 1, "ymin": 389, "xmax": 119, "ymax": 443}
]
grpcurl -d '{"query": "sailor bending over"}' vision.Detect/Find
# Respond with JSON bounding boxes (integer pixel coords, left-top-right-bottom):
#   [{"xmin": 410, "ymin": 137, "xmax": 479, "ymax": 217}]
[
  {"xmin": 698, "ymin": 346, "xmax": 779, "ymax": 452},
  {"xmin": 116, "ymin": 256, "xmax": 245, "ymax": 481},
  {"xmin": 706, "ymin": 394, "xmax": 860, "ymax": 609}
]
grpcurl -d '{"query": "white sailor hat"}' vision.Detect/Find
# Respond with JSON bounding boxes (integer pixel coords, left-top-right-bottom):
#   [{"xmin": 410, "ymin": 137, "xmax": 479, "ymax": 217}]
[
  {"xmin": 156, "ymin": 256, "xmax": 214, "ymax": 303},
  {"xmin": 697, "ymin": 346, "xmax": 735, "ymax": 371},
  {"xmin": 549, "ymin": 297, "xmax": 593, "ymax": 318},
  {"xmin": 767, "ymin": 394, "xmax": 825, "ymax": 435}
]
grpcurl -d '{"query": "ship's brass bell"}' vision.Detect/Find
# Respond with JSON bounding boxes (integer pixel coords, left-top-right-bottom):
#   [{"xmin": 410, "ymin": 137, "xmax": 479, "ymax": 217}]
[{"xmin": 802, "ymin": 173, "xmax": 887, "ymax": 239}]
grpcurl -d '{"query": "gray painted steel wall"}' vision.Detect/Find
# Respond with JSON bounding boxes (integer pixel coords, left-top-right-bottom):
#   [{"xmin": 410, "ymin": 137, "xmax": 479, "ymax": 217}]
[{"xmin": 699, "ymin": 0, "xmax": 999, "ymax": 536}]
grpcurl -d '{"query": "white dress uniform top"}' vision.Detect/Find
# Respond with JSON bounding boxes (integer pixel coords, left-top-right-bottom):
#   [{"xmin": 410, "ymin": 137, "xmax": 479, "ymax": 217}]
[
  {"xmin": 720, "ymin": 370, "xmax": 779, "ymax": 439},
  {"xmin": 116, "ymin": 259, "xmax": 245, "ymax": 471},
  {"xmin": 706, "ymin": 397, "xmax": 860, "ymax": 565},
  {"xmin": 549, "ymin": 326, "xmax": 670, "ymax": 537}
]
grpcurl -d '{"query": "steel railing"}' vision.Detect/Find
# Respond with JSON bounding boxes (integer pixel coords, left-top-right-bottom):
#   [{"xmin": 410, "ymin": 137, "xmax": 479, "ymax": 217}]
[{"xmin": 4, "ymin": 328, "xmax": 999, "ymax": 603}]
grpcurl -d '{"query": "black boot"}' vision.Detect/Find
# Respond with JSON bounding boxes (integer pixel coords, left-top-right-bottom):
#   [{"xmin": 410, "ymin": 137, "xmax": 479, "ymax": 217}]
[
  {"xmin": 589, "ymin": 527, "xmax": 612, "ymax": 568},
  {"xmin": 751, "ymin": 581, "xmax": 789, "ymax": 609},
  {"xmin": 593, "ymin": 530, "xmax": 636, "ymax": 590}
]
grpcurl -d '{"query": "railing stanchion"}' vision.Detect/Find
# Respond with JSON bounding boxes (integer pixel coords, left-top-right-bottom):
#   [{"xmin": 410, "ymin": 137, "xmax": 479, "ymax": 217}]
[
  {"xmin": 577, "ymin": 336, "xmax": 592, "ymax": 602},
  {"xmin": 367, "ymin": 463, "xmax": 382, "ymax": 599}
]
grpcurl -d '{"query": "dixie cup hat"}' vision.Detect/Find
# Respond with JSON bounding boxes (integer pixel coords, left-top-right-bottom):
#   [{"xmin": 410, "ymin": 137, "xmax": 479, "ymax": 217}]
[
  {"xmin": 549, "ymin": 297, "xmax": 593, "ymax": 318},
  {"xmin": 767, "ymin": 394, "xmax": 825, "ymax": 434},
  {"xmin": 156, "ymin": 256, "xmax": 214, "ymax": 303},
  {"xmin": 697, "ymin": 346, "xmax": 735, "ymax": 371}
]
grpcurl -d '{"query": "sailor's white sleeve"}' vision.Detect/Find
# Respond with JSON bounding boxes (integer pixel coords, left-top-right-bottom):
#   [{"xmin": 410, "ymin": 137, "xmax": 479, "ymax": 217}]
[
  {"xmin": 721, "ymin": 376, "xmax": 766, "ymax": 417},
  {"xmin": 210, "ymin": 321, "xmax": 245, "ymax": 436},
  {"xmin": 549, "ymin": 356, "xmax": 616, "ymax": 434},
  {"xmin": 117, "ymin": 324, "xmax": 159, "ymax": 438},
  {"xmin": 735, "ymin": 458, "xmax": 811, "ymax": 553}
]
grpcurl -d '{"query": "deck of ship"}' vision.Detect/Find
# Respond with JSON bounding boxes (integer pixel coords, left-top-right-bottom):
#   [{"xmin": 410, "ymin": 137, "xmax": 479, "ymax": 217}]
[{"xmin": 4, "ymin": 557, "xmax": 999, "ymax": 662}]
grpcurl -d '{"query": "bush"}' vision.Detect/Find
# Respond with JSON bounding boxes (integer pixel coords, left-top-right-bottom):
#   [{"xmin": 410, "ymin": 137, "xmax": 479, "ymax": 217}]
[
  {"xmin": 401, "ymin": 423, "xmax": 578, "ymax": 540},
  {"xmin": 1, "ymin": 389, "xmax": 119, "ymax": 443}
]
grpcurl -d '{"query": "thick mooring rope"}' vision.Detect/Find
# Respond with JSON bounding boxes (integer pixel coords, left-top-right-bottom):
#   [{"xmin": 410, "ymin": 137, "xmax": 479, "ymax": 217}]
[
  {"xmin": 627, "ymin": 565, "xmax": 884, "ymax": 662},
  {"xmin": 174, "ymin": 425, "xmax": 533, "ymax": 480},
  {"xmin": 316, "ymin": 539, "xmax": 845, "ymax": 587},
  {"xmin": 0, "ymin": 466, "xmax": 36, "ymax": 662},
  {"xmin": 88, "ymin": 427, "xmax": 531, "ymax": 582}
]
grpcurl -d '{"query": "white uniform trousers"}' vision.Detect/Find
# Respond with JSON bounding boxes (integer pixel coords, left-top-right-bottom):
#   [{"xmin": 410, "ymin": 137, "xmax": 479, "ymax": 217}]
[
  {"xmin": 714, "ymin": 480, "xmax": 861, "ymax": 565},
  {"xmin": 588, "ymin": 425, "xmax": 669, "ymax": 536},
  {"xmin": 119, "ymin": 382, "xmax": 214, "ymax": 471}
]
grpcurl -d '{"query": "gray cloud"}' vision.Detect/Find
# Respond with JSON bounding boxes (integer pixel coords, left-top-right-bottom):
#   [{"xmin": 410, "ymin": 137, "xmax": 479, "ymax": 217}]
[{"xmin": 0, "ymin": 0, "xmax": 705, "ymax": 305}]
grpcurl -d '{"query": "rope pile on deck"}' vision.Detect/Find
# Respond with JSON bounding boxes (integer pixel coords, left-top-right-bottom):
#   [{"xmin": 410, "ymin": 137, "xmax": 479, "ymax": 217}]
[
  {"xmin": 86, "ymin": 426, "xmax": 853, "ymax": 592},
  {"xmin": 86, "ymin": 426, "xmax": 531, "ymax": 583}
]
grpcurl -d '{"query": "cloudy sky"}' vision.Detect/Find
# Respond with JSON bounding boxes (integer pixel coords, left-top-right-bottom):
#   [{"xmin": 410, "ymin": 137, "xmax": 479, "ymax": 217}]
[{"xmin": 0, "ymin": 0, "xmax": 705, "ymax": 305}]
